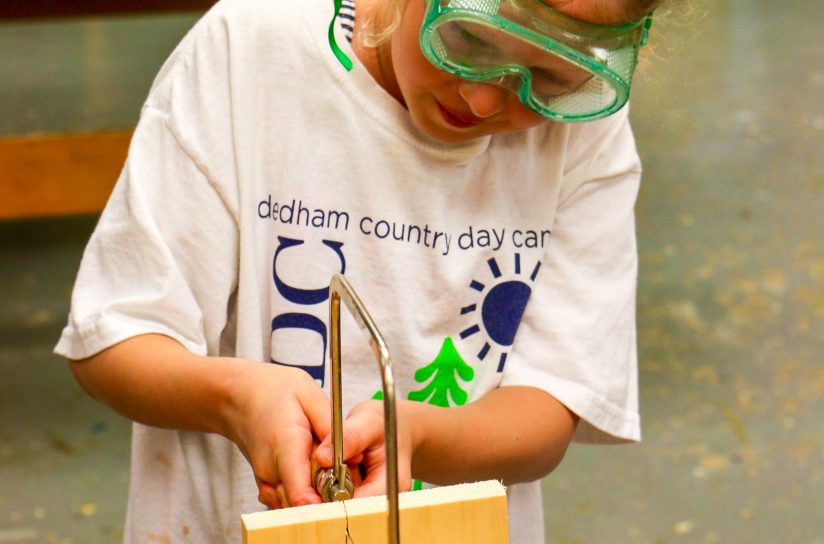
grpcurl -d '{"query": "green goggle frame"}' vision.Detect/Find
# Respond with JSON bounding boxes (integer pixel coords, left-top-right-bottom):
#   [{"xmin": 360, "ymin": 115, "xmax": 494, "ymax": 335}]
[{"xmin": 420, "ymin": 0, "xmax": 652, "ymax": 122}]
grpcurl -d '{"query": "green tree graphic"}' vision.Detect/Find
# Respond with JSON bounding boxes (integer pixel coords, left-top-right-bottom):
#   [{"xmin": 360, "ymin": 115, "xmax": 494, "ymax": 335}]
[
  {"xmin": 408, "ymin": 337, "xmax": 474, "ymax": 407},
  {"xmin": 370, "ymin": 336, "xmax": 475, "ymax": 406},
  {"xmin": 371, "ymin": 337, "xmax": 475, "ymax": 491}
]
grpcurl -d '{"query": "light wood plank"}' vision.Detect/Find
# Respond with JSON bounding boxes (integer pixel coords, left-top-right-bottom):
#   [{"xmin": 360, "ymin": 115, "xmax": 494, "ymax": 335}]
[
  {"xmin": 0, "ymin": 131, "xmax": 131, "ymax": 220},
  {"xmin": 0, "ymin": 1, "xmax": 215, "ymax": 18},
  {"xmin": 242, "ymin": 480, "xmax": 509, "ymax": 544}
]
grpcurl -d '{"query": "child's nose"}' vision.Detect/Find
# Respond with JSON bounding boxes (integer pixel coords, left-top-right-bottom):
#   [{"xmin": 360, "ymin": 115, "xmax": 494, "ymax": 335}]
[{"xmin": 457, "ymin": 80, "xmax": 507, "ymax": 119}]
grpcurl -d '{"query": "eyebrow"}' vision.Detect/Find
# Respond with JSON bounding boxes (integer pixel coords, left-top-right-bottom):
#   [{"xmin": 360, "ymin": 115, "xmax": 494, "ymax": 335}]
[
  {"xmin": 532, "ymin": 67, "xmax": 576, "ymax": 88},
  {"xmin": 532, "ymin": 65, "xmax": 593, "ymax": 92}
]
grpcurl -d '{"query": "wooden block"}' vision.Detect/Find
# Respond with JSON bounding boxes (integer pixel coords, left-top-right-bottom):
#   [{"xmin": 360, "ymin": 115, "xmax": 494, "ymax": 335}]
[
  {"xmin": 0, "ymin": 1, "xmax": 216, "ymax": 18},
  {"xmin": 242, "ymin": 480, "xmax": 508, "ymax": 544},
  {"xmin": 0, "ymin": 131, "xmax": 131, "ymax": 219}
]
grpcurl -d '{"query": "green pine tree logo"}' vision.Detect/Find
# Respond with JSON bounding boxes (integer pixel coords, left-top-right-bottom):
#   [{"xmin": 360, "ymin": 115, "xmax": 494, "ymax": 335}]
[
  {"xmin": 371, "ymin": 337, "xmax": 475, "ymax": 491},
  {"xmin": 408, "ymin": 336, "xmax": 474, "ymax": 407}
]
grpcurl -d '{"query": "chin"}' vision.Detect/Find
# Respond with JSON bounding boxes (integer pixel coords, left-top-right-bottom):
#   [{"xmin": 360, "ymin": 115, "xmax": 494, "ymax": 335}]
[
  {"xmin": 422, "ymin": 126, "xmax": 487, "ymax": 144},
  {"xmin": 407, "ymin": 103, "xmax": 487, "ymax": 143},
  {"xmin": 418, "ymin": 118, "xmax": 535, "ymax": 144}
]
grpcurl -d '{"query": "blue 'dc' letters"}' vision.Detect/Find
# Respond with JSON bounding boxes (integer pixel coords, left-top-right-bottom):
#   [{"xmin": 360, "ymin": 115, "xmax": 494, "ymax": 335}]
[{"xmin": 270, "ymin": 236, "xmax": 345, "ymax": 386}]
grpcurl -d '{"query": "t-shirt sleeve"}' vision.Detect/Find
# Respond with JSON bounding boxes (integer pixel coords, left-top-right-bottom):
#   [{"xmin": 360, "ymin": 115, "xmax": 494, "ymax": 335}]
[
  {"xmin": 54, "ymin": 105, "xmax": 239, "ymax": 360},
  {"xmin": 501, "ymin": 111, "xmax": 642, "ymax": 444}
]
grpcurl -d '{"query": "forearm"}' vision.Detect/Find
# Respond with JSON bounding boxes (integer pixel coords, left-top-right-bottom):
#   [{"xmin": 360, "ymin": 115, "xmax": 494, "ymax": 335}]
[
  {"xmin": 406, "ymin": 386, "xmax": 578, "ymax": 486},
  {"xmin": 71, "ymin": 333, "xmax": 334, "ymax": 507},
  {"xmin": 68, "ymin": 333, "xmax": 241, "ymax": 439}
]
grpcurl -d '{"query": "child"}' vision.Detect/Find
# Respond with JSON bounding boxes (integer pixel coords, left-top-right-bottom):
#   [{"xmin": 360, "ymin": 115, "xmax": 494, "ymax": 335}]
[{"xmin": 56, "ymin": 0, "xmax": 659, "ymax": 541}]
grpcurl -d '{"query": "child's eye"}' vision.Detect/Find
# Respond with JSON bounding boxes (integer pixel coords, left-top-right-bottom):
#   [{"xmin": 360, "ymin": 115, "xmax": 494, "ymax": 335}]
[
  {"xmin": 530, "ymin": 67, "xmax": 592, "ymax": 97},
  {"xmin": 441, "ymin": 23, "xmax": 500, "ymax": 58},
  {"xmin": 530, "ymin": 68, "xmax": 572, "ymax": 96},
  {"xmin": 459, "ymin": 27, "xmax": 491, "ymax": 48}
]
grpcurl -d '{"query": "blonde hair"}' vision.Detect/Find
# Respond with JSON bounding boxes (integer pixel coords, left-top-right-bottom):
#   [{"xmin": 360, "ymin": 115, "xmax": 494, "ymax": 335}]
[
  {"xmin": 355, "ymin": 0, "xmax": 405, "ymax": 48},
  {"xmin": 635, "ymin": 0, "xmax": 701, "ymax": 75},
  {"xmin": 355, "ymin": 0, "xmax": 668, "ymax": 48}
]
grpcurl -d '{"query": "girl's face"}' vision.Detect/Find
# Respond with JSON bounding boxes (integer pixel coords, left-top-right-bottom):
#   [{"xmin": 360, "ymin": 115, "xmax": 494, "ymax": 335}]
[
  {"xmin": 386, "ymin": 0, "xmax": 546, "ymax": 143},
  {"xmin": 377, "ymin": 0, "xmax": 638, "ymax": 143}
]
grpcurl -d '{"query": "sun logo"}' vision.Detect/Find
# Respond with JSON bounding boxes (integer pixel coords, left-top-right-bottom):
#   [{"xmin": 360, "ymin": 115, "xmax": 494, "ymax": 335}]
[{"xmin": 458, "ymin": 254, "xmax": 541, "ymax": 372}]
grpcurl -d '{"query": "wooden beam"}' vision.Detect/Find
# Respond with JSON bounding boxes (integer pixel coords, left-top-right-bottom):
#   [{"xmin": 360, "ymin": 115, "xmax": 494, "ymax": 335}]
[
  {"xmin": 0, "ymin": 1, "xmax": 216, "ymax": 18},
  {"xmin": 0, "ymin": 131, "xmax": 131, "ymax": 220},
  {"xmin": 242, "ymin": 480, "xmax": 509, "ymax": 544}
]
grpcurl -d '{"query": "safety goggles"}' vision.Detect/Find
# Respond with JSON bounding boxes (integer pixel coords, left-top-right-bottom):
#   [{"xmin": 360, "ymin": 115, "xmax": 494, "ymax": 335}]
[{"xmin": 419, "ymin": 0, "xmax": 653, "ymax": 122}]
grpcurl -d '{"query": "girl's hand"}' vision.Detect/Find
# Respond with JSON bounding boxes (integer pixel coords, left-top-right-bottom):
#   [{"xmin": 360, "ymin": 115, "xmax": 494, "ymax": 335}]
[
  {"xmin": 313, "ymin": 399, "xmax": 416, "ymax": 498},
  {"xmin": 221, "ymin": 362, "xmax": 332, "ymax": 508}
]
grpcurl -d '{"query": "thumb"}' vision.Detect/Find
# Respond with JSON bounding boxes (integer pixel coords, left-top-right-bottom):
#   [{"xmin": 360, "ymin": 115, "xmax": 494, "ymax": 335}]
[
  {"xmin": 314, "ymin": 435, "xmax": 365, "ymax": 469},
  {"xmin": 314, "ymin": 433, "xmax": 333, "ymax": 467},
  {"xmin": 315, "ymin": 406, "xmax": 383, "ymax": 468}
]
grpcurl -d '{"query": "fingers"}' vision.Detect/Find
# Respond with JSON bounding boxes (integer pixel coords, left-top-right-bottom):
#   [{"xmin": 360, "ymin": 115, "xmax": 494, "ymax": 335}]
[
  {"xmin": 253, "ymin": 428, "xmax": 323, "ymax": 508},
  {"xmin": 277, "ymin": 431, "xmax": 323, "ymax": 507},
  {"xmin": 257, "ymin": 481, "xmax": 281, "ymax": 509},
  {"xmin": 249, "ymin": 383, "xmax": 407, "ymax": 508},
  {"xmin": 275, "ymin": 484, "xmax": 289, "ymax": 508},
  {"xmin": 351, "ymin": 453, "xmax": 413, "ymax": 499},
  {"xmin": 312, "ymin": 401, "xmax": 416, "ymax": 500},
  {"xmin": 314, "ymin": 403, "xmax": 384, "ymax": 468},
  {"xmin": 298, "ymin": 376, "xmax": 333, "ymax": 442},
  {"xmin": 243, "ymin": 368, "xmax": 332, "ymax": 509},
  {"xmin": 348, "ymin": 459, "xmax": 364, "ymax": 487},
  {"xmin": 352, "ymin": 465, "xmax": 386, "ymax": 498}
]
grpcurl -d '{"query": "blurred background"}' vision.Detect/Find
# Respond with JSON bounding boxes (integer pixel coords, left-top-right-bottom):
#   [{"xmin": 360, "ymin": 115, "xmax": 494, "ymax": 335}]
[{"xmin": 1, "ymin": 0, "xmax": 822, "ymax": 542}]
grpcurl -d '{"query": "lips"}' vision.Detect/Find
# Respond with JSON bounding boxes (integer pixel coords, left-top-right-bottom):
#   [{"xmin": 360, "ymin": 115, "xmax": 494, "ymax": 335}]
[{"xmin": 437, "ymin": 101, "xmax": 481, "ymax": 128}]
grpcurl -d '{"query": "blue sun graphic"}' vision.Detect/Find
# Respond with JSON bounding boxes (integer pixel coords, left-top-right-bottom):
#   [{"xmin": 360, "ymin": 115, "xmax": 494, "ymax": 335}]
[{"xmin": 458, "ymin": 254, "xmax": 541, "ymax": 372}]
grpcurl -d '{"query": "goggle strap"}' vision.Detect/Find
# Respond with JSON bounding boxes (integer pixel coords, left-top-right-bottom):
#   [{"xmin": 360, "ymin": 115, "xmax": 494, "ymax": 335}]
[
  {"xmin": 640, "ymin": 12, "xmax": 654, "ymax": 47},
  {"xmin": 328, "ymin": 0, "xmax": 354, "ymax": 71}
]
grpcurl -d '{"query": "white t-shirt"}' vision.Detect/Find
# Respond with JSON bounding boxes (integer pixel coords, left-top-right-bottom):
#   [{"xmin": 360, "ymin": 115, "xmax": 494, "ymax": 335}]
[{"xmin": 55, "ymin": 0, "xmax": 642, "ymax": 541}]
